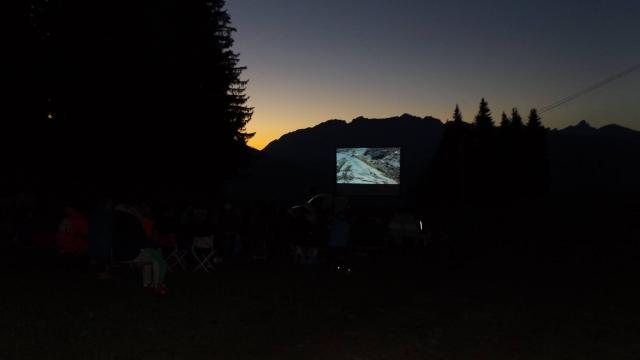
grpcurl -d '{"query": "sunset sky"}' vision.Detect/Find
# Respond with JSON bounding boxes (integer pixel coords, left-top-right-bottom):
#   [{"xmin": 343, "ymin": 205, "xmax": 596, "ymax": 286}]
[{"xmin": 226, "ymin": 0, "xmax": 640, "ymax": 150}]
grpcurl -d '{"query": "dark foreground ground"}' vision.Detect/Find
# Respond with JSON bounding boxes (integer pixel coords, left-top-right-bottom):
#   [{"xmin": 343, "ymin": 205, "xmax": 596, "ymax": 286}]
[{"xmin": 2, "ymin": 254, "xmax": 640, "ymax": 360}]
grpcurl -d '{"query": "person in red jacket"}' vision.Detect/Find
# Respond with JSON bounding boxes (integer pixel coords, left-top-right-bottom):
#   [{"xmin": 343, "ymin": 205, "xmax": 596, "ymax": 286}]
[
  {"xmin": 57, "ymin": 206, "xmax": 88, "ymax": 255},
  {"xmin": 56, "ymin": 206, "xmax": 89, "ymax": 271}
]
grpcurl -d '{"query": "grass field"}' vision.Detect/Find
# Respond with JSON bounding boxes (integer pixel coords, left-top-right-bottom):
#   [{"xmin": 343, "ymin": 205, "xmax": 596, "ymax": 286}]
[{"xmin": 2, "ymin": 256, "xmax": 640, "ymax": 360}]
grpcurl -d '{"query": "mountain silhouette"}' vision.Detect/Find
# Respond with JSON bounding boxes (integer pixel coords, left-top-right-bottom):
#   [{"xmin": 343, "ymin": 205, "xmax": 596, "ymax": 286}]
[
  {"xmin": 548, "ymin": 120, "xmax": 640, "ymax": 202},
  {"xmin": 261, "ymin": 114, "xmax": 444, "ymax": 202},
  {"xmin": 560, "ymin": 120, "xmax": 598, "ymax": 135},
  {"xmin": 235, "ymin": 116, "xmax": 640, "ymax": 206}
]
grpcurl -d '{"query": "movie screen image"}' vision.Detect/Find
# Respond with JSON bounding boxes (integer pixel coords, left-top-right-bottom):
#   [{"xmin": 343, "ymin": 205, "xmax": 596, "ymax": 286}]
[{"xmin": 336, "ymin": 148, "xmax": 400, "ymax": 185}]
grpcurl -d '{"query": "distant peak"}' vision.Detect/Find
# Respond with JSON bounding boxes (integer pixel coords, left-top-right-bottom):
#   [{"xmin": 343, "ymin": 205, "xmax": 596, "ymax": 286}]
[
  {"xmin": 560, "ymin": 120, "xmax": 596, "ymax": 134},
  {"xmin": 316, "ymin": 119, "xmax": 347, "ymax": 127},
  {"xmin": 306, "ymin": 119, "xmax": 348, "ymax": 131},
  {"xmin": 598, "ymin": 123, "xmax": 640, "ymax": 138},
  {"xmin": 350, "ymin": 114, "xmax": 425, "ymax": 123},
  {"xmin": 576, "ymin": 120, "xmax": 593, "ymax": 128}
]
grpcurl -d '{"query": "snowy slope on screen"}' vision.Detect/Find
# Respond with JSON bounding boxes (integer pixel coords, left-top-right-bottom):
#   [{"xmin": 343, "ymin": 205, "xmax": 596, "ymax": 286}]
[{"xmin": 336, "ymin": 148, "xmax": 400, "ymax": 185}]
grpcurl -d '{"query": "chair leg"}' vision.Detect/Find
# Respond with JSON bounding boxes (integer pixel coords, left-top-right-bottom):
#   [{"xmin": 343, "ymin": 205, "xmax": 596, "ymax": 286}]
[
  {"xmin": 167, "ymin": 247, "xmax": 188, "ymax": 271},
  {"xmin": 177, "ymin": 250, "xmax": 188, "ymax": 270},
  {"xmin": 192, "ymin": 248, "xmax": 215, "ymax": 272}
]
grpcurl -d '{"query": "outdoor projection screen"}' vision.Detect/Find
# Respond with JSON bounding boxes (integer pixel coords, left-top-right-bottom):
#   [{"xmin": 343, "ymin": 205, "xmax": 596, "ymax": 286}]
[{"xmin": 336, "ymin": 148, "xmax": 401, "ymax": 185}]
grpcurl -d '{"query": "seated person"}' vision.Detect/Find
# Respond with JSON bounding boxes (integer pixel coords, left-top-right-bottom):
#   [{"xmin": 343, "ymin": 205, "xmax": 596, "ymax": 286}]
[
  {"xmin": 112, "ymin": 201, "xmax": 168, "ymax": 295},
  {"xmin": 88, "ymin": 198, "xmax": 113, "ymax": 280},
  {"xmin": 56, "ymin": 205, "xmax": 89, "ymax": 271},
  {"xmin": 328, "ymin": 212, "xmax": 352, "ymax": 272}
]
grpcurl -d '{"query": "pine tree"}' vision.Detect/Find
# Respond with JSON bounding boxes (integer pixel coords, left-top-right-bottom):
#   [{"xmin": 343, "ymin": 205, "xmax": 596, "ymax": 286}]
[
  {"xmin": 523, "ymin": 108, "xmax": 547, "ymax": 202},
  {"xmin": 474, "ymin": 98, "xmax": 494, "ymax": 129},
  {"xmin": 452, "ymin": 104, "xmax": 464, "ymax": 124},
  {"xmin": 167, "ymin": 0, "xmax": 254, "ymax": 146},
  {"xmin": 511, "ymin": 108, "xmax": 523, "ymax": 128},
  {"xmin": 527, "ymin": 108, "xmax": 542, "ymax": 129},
  {"xmin": 31, "ymin": 0, "xmax": 254, "ymax": 193},
  {"xmin": 500, "ymin": 112, "xmax": 510, "ymax": 128},
  {"xmin": 206, "ymin": 0, "xmax": 254, "ymax": 144},
  {"xmin": 153, "ymin": 0, "xmax": 255, "ymax": 190}
]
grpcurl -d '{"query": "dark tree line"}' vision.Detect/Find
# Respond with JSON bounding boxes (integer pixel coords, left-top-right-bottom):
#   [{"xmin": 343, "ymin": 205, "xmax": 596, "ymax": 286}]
[
  {"xmin": 420, "ymin": 99, "xmax": 551, "ymax": 270},
  {"xmin": 7, "ymin": 0, "xmax": 253, "ymax": 201},
  {"xmin": 426, "ymin": 99, "xmax": 549, "ymax": 209}
]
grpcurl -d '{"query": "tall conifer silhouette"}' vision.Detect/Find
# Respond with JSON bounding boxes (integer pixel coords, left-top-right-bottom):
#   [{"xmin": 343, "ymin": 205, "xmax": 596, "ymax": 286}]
[{"xmin": 474, "ymin": 98, "xmax": 494, "ymax": 130}]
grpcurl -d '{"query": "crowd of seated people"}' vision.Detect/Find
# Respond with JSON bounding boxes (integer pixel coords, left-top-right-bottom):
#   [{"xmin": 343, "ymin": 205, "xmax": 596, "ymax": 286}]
[
  {"xmin": 1, "ymin": 191, "xmax": 438, "ymax": 284},
  {"xmin": 0, "ymin": 193, "xmax": 273, "ymax": 280}
]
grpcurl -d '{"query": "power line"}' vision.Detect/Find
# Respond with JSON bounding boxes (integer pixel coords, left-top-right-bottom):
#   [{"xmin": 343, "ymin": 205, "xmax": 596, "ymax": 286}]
[{"xmin": 539, "ymin": 62, "xmax": 640, "ymax": 114}]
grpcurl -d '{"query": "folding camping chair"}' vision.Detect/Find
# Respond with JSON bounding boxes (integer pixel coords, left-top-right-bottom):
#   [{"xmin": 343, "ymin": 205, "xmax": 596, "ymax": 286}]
[
  {"xmin": 191, "ymin": 235, "xmax": 216, "ymax": 272},
  {"xmin": 157, "ymin": 233, "xmax": 188, "ymax": 271}
]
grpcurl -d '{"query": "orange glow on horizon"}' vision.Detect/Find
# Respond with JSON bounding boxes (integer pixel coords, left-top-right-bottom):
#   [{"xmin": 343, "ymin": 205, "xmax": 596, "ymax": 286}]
[
  {"xmin": 242, "ymin": 97, "xmax": 637, "ymax": 151},
  {"xmin": 245, "ymin": 119, "xmax": 285, "ymax": 150},
  {"xmin": 247, "ymin": 133, "xmax": 270, "ymax": 150}
]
